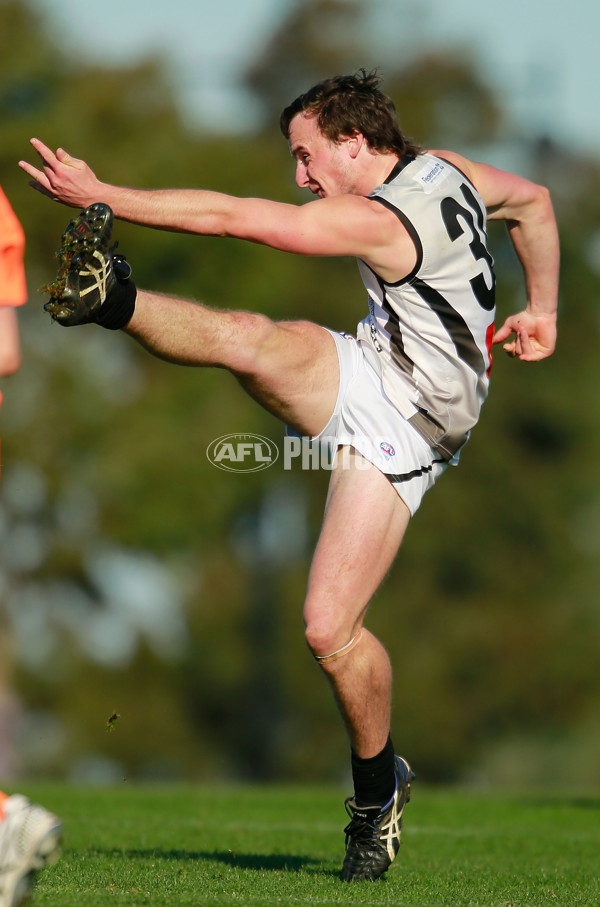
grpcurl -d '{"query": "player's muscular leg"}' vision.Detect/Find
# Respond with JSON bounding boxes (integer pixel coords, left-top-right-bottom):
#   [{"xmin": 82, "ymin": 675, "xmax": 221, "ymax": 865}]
[
  {"xmin": 304, "ymin": 450, "xmax": 411, "ymax": 757},
  {"xmin": 125, "ymin": 290, "xmax": 339, "ymax": 436},
  {"xmin": 233, "ymin": 318, "xmax": 339, "ymax": 437}
]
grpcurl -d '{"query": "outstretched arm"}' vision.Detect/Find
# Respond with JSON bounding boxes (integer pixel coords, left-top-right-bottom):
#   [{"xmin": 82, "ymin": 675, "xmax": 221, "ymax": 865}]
[
  {"xmin": 18, "ymin": 138, "xmax": 282, "ymax": 237},
  {"xmin": 18, "ymin": 138, "xmax": 415, "ymax": 279},
  {"xmin": 432, "ymin": 150, "xmax": 559, "ymax": 361}
]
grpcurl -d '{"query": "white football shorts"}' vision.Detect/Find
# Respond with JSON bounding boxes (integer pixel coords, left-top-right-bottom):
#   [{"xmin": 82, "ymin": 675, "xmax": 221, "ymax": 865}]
[{"xmin": 310, "ymin": 329, "xmax": 453, "ymax": 516}]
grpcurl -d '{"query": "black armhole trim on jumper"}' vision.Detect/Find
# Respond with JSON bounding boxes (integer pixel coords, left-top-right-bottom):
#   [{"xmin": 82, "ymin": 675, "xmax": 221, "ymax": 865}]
[
  {"xmin": 363, "ymin": 154, "xmax": 421, "ymax": 287},
  {"xmin": 365, "ymin": 197, "xmax": 422, "ymax": 287}
]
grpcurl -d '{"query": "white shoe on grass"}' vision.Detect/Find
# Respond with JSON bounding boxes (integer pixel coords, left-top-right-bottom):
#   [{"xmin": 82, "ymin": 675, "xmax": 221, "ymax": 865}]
[{"xmin": 0, "ymin": 795, "xmax": 62, "ymax": 907}]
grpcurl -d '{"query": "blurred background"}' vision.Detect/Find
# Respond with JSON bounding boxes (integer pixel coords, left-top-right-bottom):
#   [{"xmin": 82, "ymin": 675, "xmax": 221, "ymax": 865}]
[{"xmin": 1, "ymin": 0, "xmax": 599, "ymax": 791}]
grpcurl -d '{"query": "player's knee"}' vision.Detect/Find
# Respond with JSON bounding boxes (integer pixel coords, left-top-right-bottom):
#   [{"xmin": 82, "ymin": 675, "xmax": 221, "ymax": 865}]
[
  {"xmin": 305, "ymin": 619, "xmax": 364, "ymax": 667},
  {"xmin": 304, "ymin": 612, "xmax": 349, "ymax": 660},
  {"xmin": 304, "ymin": 621, "xmax": 328, "ymax": 657},
  {"xmin": 225, "ymin": 310, "xmax": 279, "ymax": 374}
]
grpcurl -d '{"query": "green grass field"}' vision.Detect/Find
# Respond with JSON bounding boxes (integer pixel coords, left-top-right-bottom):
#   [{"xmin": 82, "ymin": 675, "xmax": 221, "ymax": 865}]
[{"xmin": 20, "ymin": 783, "xmax": 600, "ymax": 906}]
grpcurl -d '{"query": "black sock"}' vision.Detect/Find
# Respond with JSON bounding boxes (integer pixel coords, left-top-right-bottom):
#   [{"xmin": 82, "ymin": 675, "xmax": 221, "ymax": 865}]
[
  {"xmin": 96, "ymin": 277, "xmax": 137, "ymax": 331},
  {"xmin": 351, "ymin": 736, "xmax": 396, "ymax": 808}
]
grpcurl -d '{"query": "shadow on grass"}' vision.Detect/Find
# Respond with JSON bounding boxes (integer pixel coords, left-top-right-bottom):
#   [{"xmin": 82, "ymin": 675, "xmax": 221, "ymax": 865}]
[{"xmin": 95, "ymin": 848, "xmax": 341, "ymax": 877}]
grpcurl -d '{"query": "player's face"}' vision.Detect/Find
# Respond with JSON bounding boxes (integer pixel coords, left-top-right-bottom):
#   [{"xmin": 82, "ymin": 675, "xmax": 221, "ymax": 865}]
[{"xmin": 288, "ymin": 113, "xmax": 357, "ymax": 198}]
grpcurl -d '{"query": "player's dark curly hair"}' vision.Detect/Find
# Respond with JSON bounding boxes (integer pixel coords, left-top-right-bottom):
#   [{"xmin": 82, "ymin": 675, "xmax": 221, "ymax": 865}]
[{"xmin": 280, "ymin": 69, "xmax": 422, "ymax": 158}]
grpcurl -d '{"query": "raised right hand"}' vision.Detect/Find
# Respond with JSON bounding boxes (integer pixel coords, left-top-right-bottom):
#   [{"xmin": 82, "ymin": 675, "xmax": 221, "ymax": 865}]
[{"xmin": 18, "ymin": 138, "xmax": 104, "ymax": 208}]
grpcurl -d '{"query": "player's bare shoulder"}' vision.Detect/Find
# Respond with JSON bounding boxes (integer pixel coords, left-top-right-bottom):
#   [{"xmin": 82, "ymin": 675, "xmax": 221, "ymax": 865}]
[{"xmin": 427, "ymin": 149, "xmax": 476, "ymax": 181}]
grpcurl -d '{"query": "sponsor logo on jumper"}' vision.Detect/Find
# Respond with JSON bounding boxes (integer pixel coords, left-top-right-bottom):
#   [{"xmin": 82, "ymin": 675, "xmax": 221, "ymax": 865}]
[
  {"xmin": 422, "ymin": 162, "xmax": 445, "ymax": 183},
  {"xmin": 415, "ymin": 159, "xmax": 450, "ymax": 194}
]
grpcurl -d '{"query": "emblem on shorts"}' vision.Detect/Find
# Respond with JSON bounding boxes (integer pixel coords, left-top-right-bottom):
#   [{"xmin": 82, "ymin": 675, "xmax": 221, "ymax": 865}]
[{"xmin": 380, "ymin": 441, "xmax": 395, "ymax": 460}]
